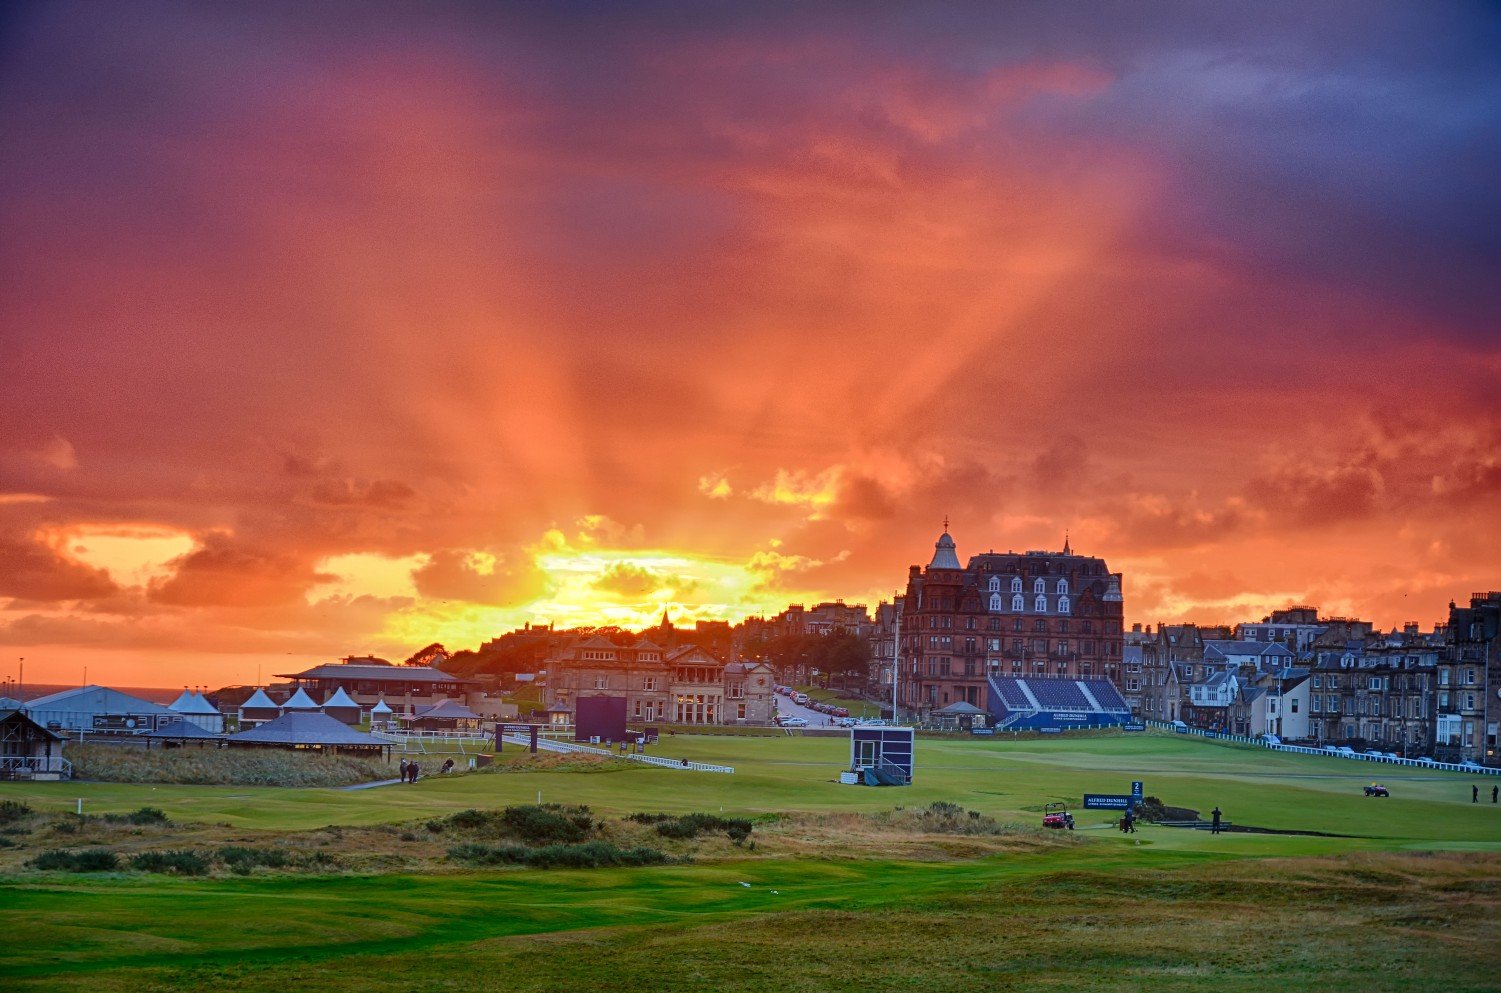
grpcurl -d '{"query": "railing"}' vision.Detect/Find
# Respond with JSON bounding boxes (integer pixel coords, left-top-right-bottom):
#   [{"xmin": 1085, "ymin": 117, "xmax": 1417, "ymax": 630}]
[
  {"xmin": 0, "ymin": 755, "xmax": 72, "ymax": 779},
  {"xmin": 499, "ymin": 733, "xmax": 734, "ymax": 774},
  {"xmin": 1142, "ymin": 719, "xmax": 1501, "ymax": 775}
]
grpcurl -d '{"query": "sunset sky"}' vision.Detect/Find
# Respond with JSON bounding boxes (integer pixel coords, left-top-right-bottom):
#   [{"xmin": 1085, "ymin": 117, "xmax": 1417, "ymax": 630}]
[{"xmin": 2, "ymin": 2, "xmax": 1499, "ymax": 689}]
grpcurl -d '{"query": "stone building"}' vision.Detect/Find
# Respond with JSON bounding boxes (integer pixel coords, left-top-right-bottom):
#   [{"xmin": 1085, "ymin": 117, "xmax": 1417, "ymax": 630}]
[
  {"xmin": 542, "ymin": 637, "xmax": 775, "ymax": 726},
  {"xmin": 896, "ymin": 527, "xmax": 1124, "ymax": 720}
]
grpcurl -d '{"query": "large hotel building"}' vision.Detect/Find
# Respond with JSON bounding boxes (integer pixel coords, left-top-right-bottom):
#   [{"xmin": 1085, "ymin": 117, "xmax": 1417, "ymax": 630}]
[{"xmin": 897, "ymin": 528, "xmax": 1124, "ymax": 717}]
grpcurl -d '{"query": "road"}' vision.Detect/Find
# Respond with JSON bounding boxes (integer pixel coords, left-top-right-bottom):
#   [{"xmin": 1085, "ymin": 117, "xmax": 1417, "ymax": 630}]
[{"xmin": 771, "ymin": 691, "xmax": 886, "ymax": 728}]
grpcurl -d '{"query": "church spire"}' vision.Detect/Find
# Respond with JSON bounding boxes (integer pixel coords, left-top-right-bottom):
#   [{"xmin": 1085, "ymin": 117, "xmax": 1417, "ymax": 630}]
[{"xmin": 1063, "ymin": 530, "xmax": 1072, "ymax": 556}]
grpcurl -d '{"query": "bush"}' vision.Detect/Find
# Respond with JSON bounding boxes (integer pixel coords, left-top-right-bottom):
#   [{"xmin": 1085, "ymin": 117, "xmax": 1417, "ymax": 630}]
[
  {"xmin": 499, "ymin": 804, "xmax": 593, "ymax": 844},
  {"xmin": 217, "ymin": 845, "xmax": 292, "ymax": 875},
  {"xmin": 103, "ymin": 807, "xmax": 169, "ymax": 826},
  {"xmin": 447, "ymin": 840, "xmax": 669, "ymax": 870},
  {"xmin": 131, "ymin": 849, "xmax": 211, "ymax": 875},
  {"xmin": 31, "ymin": 848, "xmax": 119, "ymax": 872},
  {"xmin": 525, "ymin": 841, "xmax": 669, "ymax": 869},
  {"xmin": 448, "ymin": 842, "xmax": 529, "ymax": 865},
  {"xmin": 0, "ymin": 799, "xmax": 31, "ymax": 825},
  {"xmin": 651, "ymin": 813, "xmax": 754, "ymax": 841}
]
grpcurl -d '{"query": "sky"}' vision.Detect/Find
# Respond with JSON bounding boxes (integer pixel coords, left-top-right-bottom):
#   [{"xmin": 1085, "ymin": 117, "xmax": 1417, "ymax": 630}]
[{"xmin": 2, "ymin": 1, "xmax": 1499, "ymax": 689}]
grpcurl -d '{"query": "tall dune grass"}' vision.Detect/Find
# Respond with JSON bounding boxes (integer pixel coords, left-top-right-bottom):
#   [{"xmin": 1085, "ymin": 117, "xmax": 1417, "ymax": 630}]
[{"xmin": 69, "ymin": 744, "xmax": 397, "ymax": 787}]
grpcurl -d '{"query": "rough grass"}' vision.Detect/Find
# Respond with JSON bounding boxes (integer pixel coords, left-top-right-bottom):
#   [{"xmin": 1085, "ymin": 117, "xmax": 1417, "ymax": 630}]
[
  {"xmin": 1, "ymin": 851, "xmax": 1495, "ymax": 992},
  {"xmin": 68, "ymin": 743, "xmax": 398, "ymax": 787}
]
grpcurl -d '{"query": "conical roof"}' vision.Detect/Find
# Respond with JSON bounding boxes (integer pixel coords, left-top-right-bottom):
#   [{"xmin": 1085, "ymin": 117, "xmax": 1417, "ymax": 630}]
[
  {"xmin": 182, "ymin": 691, "xmax": 220, "ymax": 715},
  {"xmin": 928, "ymin": 530, "xmax": 961, "ymax": 570},
  {"xmin": 370, "ymin": 698, "xmax": 393, "ymax": 714},
  {"xmin": 239, "ymin": 688, "xmax": 279, "ymax": 711},
  {"xmin": 322, "ymin": 686, "xmax": 359, "ymax": 709},
  {"xmin": 169, "ymin": 689, "xmax": 198, "ymax": 712},
  {"xmin": 282, "ymin": 687, "xmax": 320, "ymax": 710}
]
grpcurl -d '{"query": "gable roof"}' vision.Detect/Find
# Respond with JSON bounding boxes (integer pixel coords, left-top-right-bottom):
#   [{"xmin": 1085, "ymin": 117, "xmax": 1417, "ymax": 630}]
[
  {"xmin": 933, "ymin": 701, "xmax": 989, "ymax": 715},
  {"xmin": 274, "ymin": 661, "xmax": 473, "ymax": 684},
  {"xmin": 0, "ymin": 708, "xmax": 65, "ymax": 740},
  {"xmin": 229, "ymin": 711, "xmax": 385, "ymax": 746}
]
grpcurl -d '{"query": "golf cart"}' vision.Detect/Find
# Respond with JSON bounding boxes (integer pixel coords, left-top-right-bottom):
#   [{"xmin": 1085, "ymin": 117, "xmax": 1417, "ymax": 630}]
[
  {"xmin": 1042, "ymin": 802, "xmax": 1075, "ymax": 830},
  {"xmin": 1363, "ymin": 783, "xmax": 1390, "ymax": 797}
]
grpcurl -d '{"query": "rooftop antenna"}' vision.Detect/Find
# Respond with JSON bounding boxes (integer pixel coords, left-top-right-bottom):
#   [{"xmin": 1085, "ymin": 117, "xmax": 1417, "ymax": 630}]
[{"xmin": 942, "ymin": 515, "xmax": 949, "ymax": 533}]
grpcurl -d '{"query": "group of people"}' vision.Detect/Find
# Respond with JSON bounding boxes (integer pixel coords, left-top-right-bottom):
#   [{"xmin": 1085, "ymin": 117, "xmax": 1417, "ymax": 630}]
[
  {"xmin": 397, "ymin": 758, "xmax": 420, "ymax": 783},
  {"xmin": 1473, "ymin": 784, "xmax": 1499, "ymax": 803}
]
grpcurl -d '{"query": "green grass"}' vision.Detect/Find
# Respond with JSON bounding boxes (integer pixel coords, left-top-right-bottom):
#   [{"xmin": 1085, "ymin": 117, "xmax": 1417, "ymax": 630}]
[
  {"xmin": 2, "ymin": 732, "xmax": 1498, "ymax": 990},
  {"xmin": 793, "ymin": 684, "xmax": 877, "ymax": 714}
]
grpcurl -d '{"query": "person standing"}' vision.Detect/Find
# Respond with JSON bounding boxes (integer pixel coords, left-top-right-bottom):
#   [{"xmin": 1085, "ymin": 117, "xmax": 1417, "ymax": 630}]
[
  {"xmin": 409, "ymin": 761, "xmax": 420, "ymax": 783},
  {"xmin": 399, "ymin": 758, "xmax": 409, "ymax": 782},
  {"xmin": 1124, "ymin": 807, "xmax": 1137, "ymax": 834},
  {"xmin": 1492, "ymin": 785, "xmax": 1498, "ymax": 804},
  {"xmin": 1211, "ymin": 806, "xmax": 1222, "ymax": 834},
  {"xmin": 1474, "ymin": 784, "xmax": 1480, "ymax": 803}
]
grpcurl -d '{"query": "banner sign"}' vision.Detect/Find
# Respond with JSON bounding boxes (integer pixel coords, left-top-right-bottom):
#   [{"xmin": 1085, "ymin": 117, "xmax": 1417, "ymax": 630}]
[{"xmin": 1083, "ymin": 793, "xmax": 1133, "ymax": 809}]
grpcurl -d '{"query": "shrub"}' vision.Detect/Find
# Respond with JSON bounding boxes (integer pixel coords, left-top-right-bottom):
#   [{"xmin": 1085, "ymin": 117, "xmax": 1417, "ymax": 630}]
[
  {"xmin": 448, "ymin": 842, "xmax": 529, "ymax": 866},
  {"xmin": 31, "ymin": 848, "xmax": 120, "ymax": 872},
  {"xmin": 499, "ymin": 804, "xmax": 593, "ymax": 844},
  {"xmin": 217, "ymin": 845, "xmax": 292, "ymax": 875},
  {"xmin": 103, "ymin": 807, "xmax": 169, "ymax": 826},
  {"xmin": 131, "ymin": 850, "xmax": 211, "ymax": 876},
  {"xmin": 0, "ymin": 799, "xmax": 31, "ymax": 825},
  {"xmin": 525, "ymin": 841, "xmax": 669, "ymax": 869},
  {"xmin": 651, "ymin": 813, "xmax": 754, "ymax": 841}
]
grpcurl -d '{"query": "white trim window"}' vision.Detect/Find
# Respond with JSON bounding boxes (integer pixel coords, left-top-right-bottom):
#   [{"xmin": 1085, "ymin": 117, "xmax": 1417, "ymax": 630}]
[
  {"xmin": 1035, "ymin": 595, "xmax": 1048, "ymax": 612},
  {"xmin": 1033, "ymin": 578, "xmax": 1046, "ymax": 594},
  {"xmin": 1012, "ymin": 594, "xmax": 1024, "ymax": 611},
  {"xmin": 1011, "ymin": 577, "xmax": 1023, "ymax": 593},
  {"xmin": 1057, "ymin": 579, "xmax": 1069, "ymax": 594},
  {"xmin": 989, "ymin": 593, "xmax": 1002, "ymax": 612},
  {"xmin": 1058, "ymin": 595, "xmax": 1070, "ymax": 613}
]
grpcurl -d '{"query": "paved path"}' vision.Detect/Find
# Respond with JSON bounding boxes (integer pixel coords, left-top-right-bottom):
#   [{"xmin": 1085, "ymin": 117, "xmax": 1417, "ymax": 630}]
[{"xmin": 340, "ymin": 777, "xmax": 404, "ymax": 790}]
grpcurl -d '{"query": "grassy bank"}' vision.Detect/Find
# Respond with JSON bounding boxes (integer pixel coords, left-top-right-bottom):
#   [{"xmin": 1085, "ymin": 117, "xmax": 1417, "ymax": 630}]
[{"xmin": 67, "ymin": 743, "xmax": 399, "ymax": 787}]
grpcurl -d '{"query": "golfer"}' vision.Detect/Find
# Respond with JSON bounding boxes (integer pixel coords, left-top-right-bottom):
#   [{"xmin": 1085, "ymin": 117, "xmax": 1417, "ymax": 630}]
[{"xmin": 1211, "ymin": 806, "xmax": 1222, "ymax": 834}]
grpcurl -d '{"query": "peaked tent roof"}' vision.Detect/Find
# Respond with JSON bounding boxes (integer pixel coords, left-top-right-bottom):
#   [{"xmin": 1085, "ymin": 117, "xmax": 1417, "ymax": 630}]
[
  {"xmin": 0, "ymin": 696, "xmax": 24, "ymax": 710},
  {"xmin": 25, "ymin": 685, "xmax": 177, "ymax": 716},
  {"xmin": 229, "ymin": 711, "xmax": 385, "ymax": 746},
  {"xmin": 281, "ymin": 687, "xmax": 320, "ymax": 710},
  {"xmin": 175, "ymin": 691, "xmax": 221, "ymax": 715},
  {"xmin": 239, "ymin": 688, "xmax": 279, "ymax": 711},
  {"xmin": 169, "ymin": 690, "xmax": 198, "ymax": 712},
  {"xmin": 369, "ymin": 698, "xmax": 393, "ymax": 714},
  {"xmin": 322, "ymin": 686, "xmax": 360, "ymax": 709},
  {"xmin": 932, "ymin": 700, "xmax": 989, "ymax": 715},
  {"xmin": 413, "ymin": 699, "xmax": 481, "ymax": 720},
  {"xmin": 145, "ymin": 718, "xmax": 222, "ymax": 739}
]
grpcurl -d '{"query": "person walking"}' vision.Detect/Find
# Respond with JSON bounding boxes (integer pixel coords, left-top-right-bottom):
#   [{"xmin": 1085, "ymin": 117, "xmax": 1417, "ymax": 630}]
[
  {"xmin": 1124, "ymin": 807, "xmax": 1137, "ymax": 834},
  {"xmin": 1474, "ymin": 784, "xmax": 1480, "ymax": 803},
  {"xmin": 1210, "ymin": 806, "xmax": 1222, "ymax": 834},
  {"xmin": 1492, "ymin": 785, "xmax": 1498, "ymax": 804},
  {"xmin": 409, "ymin": 761, "xmax": 420, "ymax": 783},
  {"xmin": 399, "ymin": 758, "xmax": 409, "ymax": 783}
]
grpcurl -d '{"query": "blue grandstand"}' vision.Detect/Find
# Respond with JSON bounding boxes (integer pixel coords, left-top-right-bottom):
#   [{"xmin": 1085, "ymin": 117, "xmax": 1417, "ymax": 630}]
[{"xmin": 984, "ymin": 676, "xmax": 1132, "ymax": 731}]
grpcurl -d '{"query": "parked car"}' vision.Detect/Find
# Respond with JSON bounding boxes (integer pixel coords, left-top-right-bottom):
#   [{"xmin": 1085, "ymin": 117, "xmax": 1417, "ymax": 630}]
[
  {"xmin": 778, "ymin": 716, "xmax": 808, "ymax": 728},
  {"xmin": 1364, "ymin": 784, "xmax": 1390, "ymax": 797},
  {"xmin": 1459, "ymin": 760, "xmax": 1484, "ymax": 771}
]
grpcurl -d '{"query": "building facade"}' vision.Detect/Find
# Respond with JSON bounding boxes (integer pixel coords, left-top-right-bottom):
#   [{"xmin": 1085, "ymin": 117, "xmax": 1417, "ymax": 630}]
[
  {"xmin": 543, "ymin": 637, "xmax": 776, "ymax": 725},
  {"xmin": 896, "ymin": 528, "xmax": 1124, "ymax": 719}
]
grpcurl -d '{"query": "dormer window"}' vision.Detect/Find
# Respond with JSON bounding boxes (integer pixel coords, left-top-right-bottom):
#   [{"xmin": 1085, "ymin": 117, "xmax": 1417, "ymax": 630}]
[
  {"xmin": 1035, "ymin": 595, "xmax": 1048, "ymax": 612},
  {"xmin": 989, "ymin": 593, "xmax": 1002, "ymax": 612},
  {"xmin": 1012, "ymin": 594, "xmax": 1024, "ymax": 611},
  {"xmin": 1033, "ymin": 579, "xmax": 1045, "ymax": 594},
  {"xmin": 1058, "ymin": 595, "xmax": 1070, "ymax": 613},
  {"xmin": 1011, "ymin": 577, "xmax": 1022, "ymax": 593},
  {"xmin": 988, "ymin": 576, "xmax": 1001, "ymax": 593},
  {"xmin": 1057, "ymin": 579, "xmax": 1068, "ymax": 594}
]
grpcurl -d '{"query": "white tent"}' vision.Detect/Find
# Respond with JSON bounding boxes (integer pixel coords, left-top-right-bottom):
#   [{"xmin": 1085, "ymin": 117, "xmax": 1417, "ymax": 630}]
[
  {"xmin": 238, "ymin": 688, "xmax": 281, "ymax": 726},
  {"xmin": 281, "ymin": 687, "xmax": 321, "ymax": 711},
  {"xmin": 320, "ymin": 686, "xmax": 362, "ymax": 725}
]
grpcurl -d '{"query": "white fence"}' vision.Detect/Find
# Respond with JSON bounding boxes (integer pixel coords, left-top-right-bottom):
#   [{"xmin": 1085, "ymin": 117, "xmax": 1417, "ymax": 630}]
[{"xmin": 1144, "ymin": 720, "xmax": 1501, "ymax": 775}]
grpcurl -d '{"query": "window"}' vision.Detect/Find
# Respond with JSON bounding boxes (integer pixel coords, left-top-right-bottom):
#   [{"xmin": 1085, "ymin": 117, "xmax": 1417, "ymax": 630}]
[
  {"xmin": 1058, "ymin": 620, "xmax": 1069, "ymax": 634},
  {"xmin": 594, "ymin": 676, "xmax": 608, "ymax": 689},
  {"xmin": 1012, "ymin": 594, "xmax": 1024, "ymax": 611},
  {"xmin": 1055, "ymin": 640, "xmax": 1070, "ymax": 655},
  {"xmin": 1011, "ymin": 638, "xmax": 1023, "ymax": 651},
  {"xmin": 1057, "ymin": 579, "xmax": 1069, "ymax": 594},
  {"xmin": 1011, "ymin": 577, "xmax": 1022, "ymax": 593},
  {"xmin": 989, "ymin": 593, "xmax": 1002, "ymax": 612},
  {"xmin": 1058, "ymin": 595, "xmax": 1070, "ymax": 613},
  {"xmin": 1035, "ymin": 595, "xmax": 1048, "ymax": 612},
  {"xmin": 737, "ymin": 703, "xmax": 746, "ymax": 719},
  {"xmin": 1034, "ymin": 619, "xmax": 1047, "ymax": 632},
  {"xmin": 988, "ymin": 618, "xmax": 1000, "ymax": 631},
  {"xmin": 988, "ymin": 576, "xmax": 1000, "ymax": 592},
  {"xmin": 1290, "ymin": 699, "xmax": 1299, "ymax": 714},
  {"xmin": 966, "ymin": 617, "xmax": 977, "ymax": 630},
  {"xmin": 1467, "ymin": 669, "xmax": 1477, "ymax": 685},
  {"xmin": 1011, "ymin": 660, "xmax": 1022, "ymax": 672},
  {"xmin": 1034, "ymin": 578, "xmax": 1046, "ymax": 594},
  {"xmin": 988, "ymin": 638, "xmax": 1000, "ymax": 651},
  {"xmin": 1013, "ymin": 618, "xmax": 1023, "ymax": 632},
  {"xmin": 643, "ymin": 677, "xmax": 657, "ymax": 691}
]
